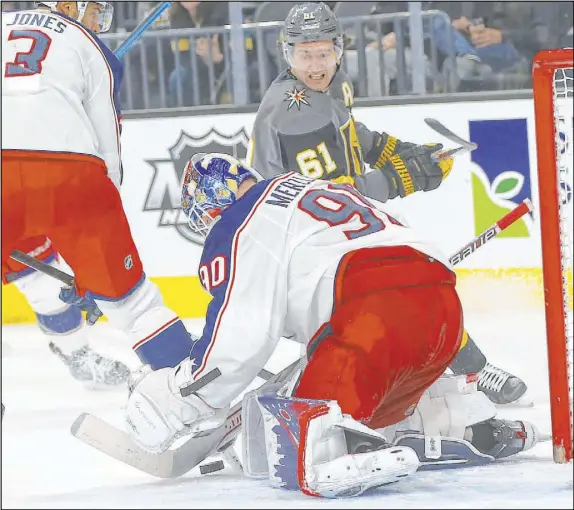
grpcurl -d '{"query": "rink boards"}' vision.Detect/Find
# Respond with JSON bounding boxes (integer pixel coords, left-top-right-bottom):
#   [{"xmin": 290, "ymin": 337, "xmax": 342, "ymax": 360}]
[{"xmin": 3, "ymin": 96, "xmax": 571, "ymax": 324}]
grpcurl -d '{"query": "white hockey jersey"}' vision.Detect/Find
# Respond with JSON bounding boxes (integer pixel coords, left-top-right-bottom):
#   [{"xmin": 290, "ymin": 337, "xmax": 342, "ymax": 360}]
[
  {"xmin": 1, "ymin": 9, "xmax": 123, "ymax": 187},
  {"xmin": 191, "ymin": 173, "xmax": 453, "ymax": 409}
]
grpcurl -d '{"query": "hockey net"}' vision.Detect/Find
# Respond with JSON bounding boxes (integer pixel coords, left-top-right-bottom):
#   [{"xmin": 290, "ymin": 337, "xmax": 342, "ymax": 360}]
[{"xmin": 532, "ymin": 48, "xmax": 573, "ymax": 463}]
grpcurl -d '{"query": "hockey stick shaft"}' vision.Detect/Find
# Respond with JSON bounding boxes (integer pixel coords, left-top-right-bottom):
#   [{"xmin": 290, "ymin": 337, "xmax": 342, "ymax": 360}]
[
  {"xmin": 9, "ymin": 250, "xmax": 74, "ymax": 286},
  {"xmin": 114, "ymin": 2, "xmax": 171, "ymax": 59},
  {"xmin": 449, "ymin": 199, "xmax": 533, "ymax": 266}
]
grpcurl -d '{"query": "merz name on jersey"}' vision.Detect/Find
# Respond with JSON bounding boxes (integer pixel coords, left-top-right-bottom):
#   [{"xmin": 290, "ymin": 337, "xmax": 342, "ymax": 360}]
[
  {"xmin": 6, "ymin": 12, "xmax": 67, "ymax": 34},
  {"xmin": 265, "ymin": 174, "xmax": 313, "ymax": 208}
]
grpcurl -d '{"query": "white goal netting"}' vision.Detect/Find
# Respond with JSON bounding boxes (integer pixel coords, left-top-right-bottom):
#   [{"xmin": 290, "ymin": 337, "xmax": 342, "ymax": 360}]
[{"xmin": 553, "ymin": 66, "xmax": 573, "ymax": 447}]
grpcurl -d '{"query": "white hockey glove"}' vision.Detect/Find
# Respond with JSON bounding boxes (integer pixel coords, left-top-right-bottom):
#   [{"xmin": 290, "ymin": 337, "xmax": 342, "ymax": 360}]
[{"xmin": 125, "ymin": 358, "xmax": 229, "ymax": 453}]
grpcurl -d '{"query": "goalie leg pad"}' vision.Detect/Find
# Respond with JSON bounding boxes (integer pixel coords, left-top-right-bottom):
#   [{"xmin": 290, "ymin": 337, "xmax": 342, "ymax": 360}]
[
  {"xmin": 377, "ymin": 373, "xmax": 500, "ymax": 467},
  {"xmin": 255, "ymin": 395, "xmax": 419, "ymax": 498},
  {"xmin": 378, "ymin": 373, "xmax": 497, "ymax": 445}
]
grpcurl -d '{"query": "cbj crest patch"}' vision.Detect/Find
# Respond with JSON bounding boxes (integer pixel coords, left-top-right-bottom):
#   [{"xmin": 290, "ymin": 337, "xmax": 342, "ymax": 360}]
[
  {"xmin": 144, "ymin": 128, "xmax": 250, "ymax": 246},
  {"xmin": 284, "ymin": 87, "xmax": 310, "ymax": 110}
]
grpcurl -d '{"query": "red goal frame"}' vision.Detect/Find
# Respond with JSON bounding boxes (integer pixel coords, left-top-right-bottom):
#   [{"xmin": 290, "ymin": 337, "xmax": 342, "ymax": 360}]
[{"xmin": 532, "ymin": 48, "xmax": 574, "ymax": 463}]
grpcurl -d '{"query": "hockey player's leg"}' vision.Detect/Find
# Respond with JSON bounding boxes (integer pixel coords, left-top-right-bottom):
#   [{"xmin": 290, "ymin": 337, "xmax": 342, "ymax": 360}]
[
  {"xmin": 48, "ymin": 158, "xmax": 194, "ymax": 370},
  {"xmin": 242, "ymin": 393, "xmax": 419, "ymax": 498},
  {"xmin": 2, "ymin": 237, "xmax": 130, "ymax": 389},
  {"xmin": 294, "ymin": 246, "xmax": 463, "ymax": 428},
  {"xmin": 1, "ymin": 159, "xmax": 127, "ymax": 388},
  {"xmin": 449, "ymin": 330, "xmax": 530, "ymax": 406},
  {"xmin": 377, "ymin": 374, "xmax": 539, "ymax": 467}
]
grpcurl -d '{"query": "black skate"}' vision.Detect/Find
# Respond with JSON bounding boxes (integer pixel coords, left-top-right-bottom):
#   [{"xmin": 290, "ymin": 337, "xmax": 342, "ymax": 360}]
[
  {"xmin": 467, "ymin": 418, "xmax": 539, "ymax": 459},
  {"xmin": 49, "ymin": 341, "xmax": 130, "ymax": 389},
  {"xmin": 477, "ymin": 362, "xmax": 531, "ymax": 406}
]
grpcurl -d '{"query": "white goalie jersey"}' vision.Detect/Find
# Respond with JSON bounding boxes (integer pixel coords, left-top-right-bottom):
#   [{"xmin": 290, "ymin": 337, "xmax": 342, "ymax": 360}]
[
  {"xmin": 190, "ymin": 173, "xmax": 453, "ymax": 409},
  {"xmin": 1, "ymin": 9, "xmax": 123, "ymax": 187}
]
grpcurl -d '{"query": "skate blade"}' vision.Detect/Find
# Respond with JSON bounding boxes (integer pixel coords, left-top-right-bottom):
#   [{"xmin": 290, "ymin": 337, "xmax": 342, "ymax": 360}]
[{"xmin": 495, "ymin": 394, "xmax": 534, "ymax": 409}]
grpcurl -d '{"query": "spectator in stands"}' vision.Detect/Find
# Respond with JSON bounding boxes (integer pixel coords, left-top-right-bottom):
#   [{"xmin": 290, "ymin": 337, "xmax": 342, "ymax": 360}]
[
  {"xmin": 531, "ymin": 1, "xmax": 573, "ymax": 51},
  {"xmin": 168, "ymin": 1, "xmax": 228, "ymax": 106},
  {"xmin": 344, "ymin": 1, "xmax": 433, "ymax": 97},
  {"xmin": 428, "ymin": 2, "xmax": 537, "ymax": 91},
  {"xmin": 2, "ymin": 1, "xmax": 16, "ymax": 10},
  {"xmin": 125, "ymin": 2, "xmax": 173, "ymax": 109}
]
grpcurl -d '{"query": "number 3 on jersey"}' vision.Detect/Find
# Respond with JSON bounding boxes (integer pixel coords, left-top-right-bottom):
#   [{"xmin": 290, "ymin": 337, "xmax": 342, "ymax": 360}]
[{"xmin": 4, "ymin": 30, "xmax": 52, "ymax": 77}]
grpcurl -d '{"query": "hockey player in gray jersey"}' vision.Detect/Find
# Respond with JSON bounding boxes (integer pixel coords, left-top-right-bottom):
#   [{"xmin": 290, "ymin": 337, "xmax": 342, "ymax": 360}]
[{"xmin": 247, "ymin": 2, "xmax": 529, "ymax": 407}]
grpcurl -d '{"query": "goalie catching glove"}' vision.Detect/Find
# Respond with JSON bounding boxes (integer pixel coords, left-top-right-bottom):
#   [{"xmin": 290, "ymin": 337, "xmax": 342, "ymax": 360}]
[{"xmin": 364, "ymin": 134, "xmax": 454, "ymax": 199}]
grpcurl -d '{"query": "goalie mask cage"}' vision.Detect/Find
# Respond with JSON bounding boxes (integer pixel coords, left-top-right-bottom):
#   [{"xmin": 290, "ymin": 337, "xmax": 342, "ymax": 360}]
[{"xmin": 532, "ymin": 48, "xmax": 574, "ymax": 464}]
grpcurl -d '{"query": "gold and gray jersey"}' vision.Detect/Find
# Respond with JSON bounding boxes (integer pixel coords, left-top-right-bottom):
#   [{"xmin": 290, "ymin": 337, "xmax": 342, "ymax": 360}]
[{"xmin": 247, "ymin": 69, "xmax": 394, "ymax": 202}]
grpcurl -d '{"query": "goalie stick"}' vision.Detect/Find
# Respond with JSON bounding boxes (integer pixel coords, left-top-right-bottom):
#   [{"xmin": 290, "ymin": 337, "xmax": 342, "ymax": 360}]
[
  {"xmin": 71, "ymin": 356, "xmax": 307, "ymax": 478},
  {"xmin": 68, "ymin": 199, "xmax": 534, "ymax": 479}
]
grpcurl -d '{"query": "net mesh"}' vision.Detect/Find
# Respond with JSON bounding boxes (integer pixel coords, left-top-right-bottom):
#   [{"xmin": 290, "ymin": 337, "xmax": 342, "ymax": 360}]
[{"xmin": 553, "ymin": 66, "xmax": 573, "ymax": 446}]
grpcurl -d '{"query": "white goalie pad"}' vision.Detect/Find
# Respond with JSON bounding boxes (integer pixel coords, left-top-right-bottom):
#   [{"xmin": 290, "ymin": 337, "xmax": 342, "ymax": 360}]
[
  {"xmin": 245, "ymin": 394, "xmax": 419, "ymax": 498},
  {"xmin": 377, "ymin": 373, "xmax": 497, "ymax": 459},
  {"xmin": 241, "ymin": 368, "xmax": 305, "ymax": 478},
  {"xmin": 242, "ymin": 388, "xmax": 270, "ymax": 478}
]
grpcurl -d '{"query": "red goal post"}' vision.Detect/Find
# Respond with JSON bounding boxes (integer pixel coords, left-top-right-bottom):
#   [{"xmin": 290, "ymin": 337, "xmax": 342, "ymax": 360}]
[{"xmin": 532, "ymin": 48, "xmax": 574, "ymax": 464}]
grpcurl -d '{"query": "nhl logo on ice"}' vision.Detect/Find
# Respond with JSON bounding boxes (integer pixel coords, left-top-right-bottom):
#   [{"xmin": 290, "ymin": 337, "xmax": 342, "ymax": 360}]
[{"xmin": 144, "ymin": 128, "xmax": 250, "ymax": 246}]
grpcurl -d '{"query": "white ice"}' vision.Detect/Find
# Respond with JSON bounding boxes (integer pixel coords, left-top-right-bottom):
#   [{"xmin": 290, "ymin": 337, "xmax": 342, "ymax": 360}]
[{"xmin": 1, "ymin": 311, "xmax": 573, "ymax": 509}]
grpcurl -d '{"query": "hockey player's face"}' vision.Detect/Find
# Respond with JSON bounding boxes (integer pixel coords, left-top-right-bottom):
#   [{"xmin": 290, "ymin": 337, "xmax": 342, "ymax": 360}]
[
  {"xmin": 81, "ymin": 2, "xmax": 103, "ymax": 33},
  {"xmin": 290, "ymin": 41, "xmax": 338, "ymax": 91}
]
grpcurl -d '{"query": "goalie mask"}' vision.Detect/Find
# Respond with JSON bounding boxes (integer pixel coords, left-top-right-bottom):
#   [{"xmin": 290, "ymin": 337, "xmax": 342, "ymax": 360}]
[{"xmin": 182, "ymin": 153, "xmax": 260, "ymax": 238}]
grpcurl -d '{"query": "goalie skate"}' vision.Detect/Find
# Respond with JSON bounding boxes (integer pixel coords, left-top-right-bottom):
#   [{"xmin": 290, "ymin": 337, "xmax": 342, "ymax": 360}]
[{"xmin": 477, "ymin": 363, "xmax": 533, "ymax": 407}]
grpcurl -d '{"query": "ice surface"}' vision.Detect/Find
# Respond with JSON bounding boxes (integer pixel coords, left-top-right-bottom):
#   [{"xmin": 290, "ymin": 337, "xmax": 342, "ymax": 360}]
[{"xmin": 1, "ymin": 313, "xmax": 572, "ymax": 509}]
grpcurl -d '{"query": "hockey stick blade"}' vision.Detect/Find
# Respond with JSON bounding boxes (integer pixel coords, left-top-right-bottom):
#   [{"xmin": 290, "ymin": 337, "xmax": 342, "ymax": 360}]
[
  {"xmin": 424, "ymin": 118, "xmax": 478, "ymax": 152},
  {"xmin": 71, "ymin": 357, "xmax": 306, "ymax": 478},
  {"xmin": 71, "ymin": 413, "xmax": 178, "ymax": 478}
]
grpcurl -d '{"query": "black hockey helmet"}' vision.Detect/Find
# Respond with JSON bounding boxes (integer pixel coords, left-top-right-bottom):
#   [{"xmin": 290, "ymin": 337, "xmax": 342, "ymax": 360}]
[
  {"xmin": 282, "ymin": 3, "xmax": 344, "ymax": 69},
  {"xmin": 284, "ymin": 2, "xmax": 342, "ymax": 43}
]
